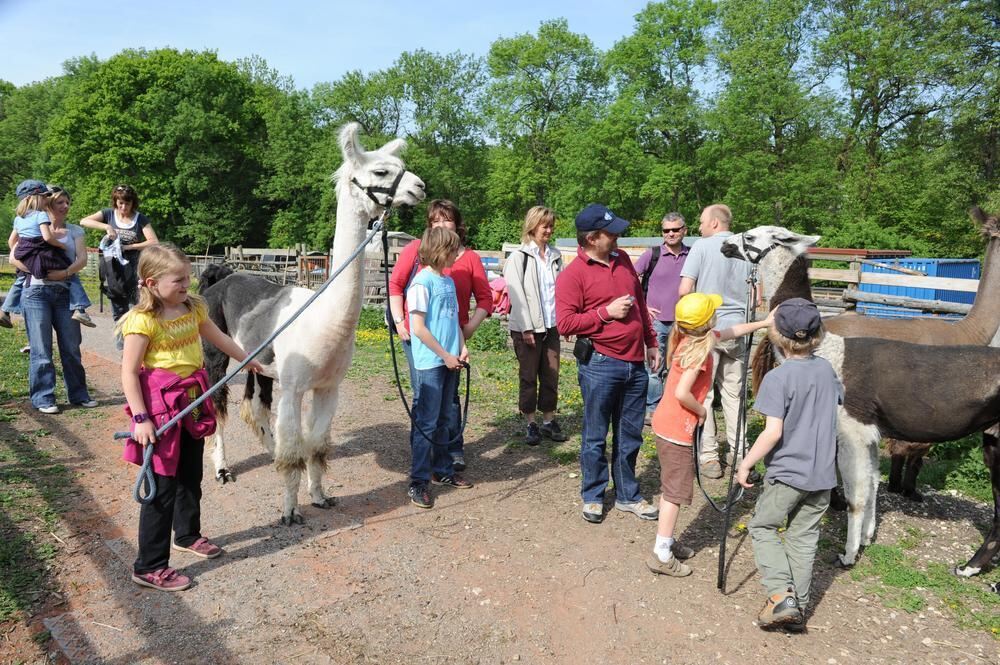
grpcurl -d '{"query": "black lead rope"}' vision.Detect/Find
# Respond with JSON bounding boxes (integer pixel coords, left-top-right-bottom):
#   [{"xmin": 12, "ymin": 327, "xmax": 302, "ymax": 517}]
[
  {"xmin": 716, "ymin": 261, "xmax": 762, "ymax": 592},
  {"xmin": 381, "ymin": 223, "xmax": 472, "ymax": 448}
]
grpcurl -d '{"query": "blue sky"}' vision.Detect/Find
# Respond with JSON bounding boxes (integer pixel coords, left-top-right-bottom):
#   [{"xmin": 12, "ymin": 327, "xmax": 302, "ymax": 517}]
[{"xmin": 0, "ymin": 0, "xmax": 651, "ymax": 89}]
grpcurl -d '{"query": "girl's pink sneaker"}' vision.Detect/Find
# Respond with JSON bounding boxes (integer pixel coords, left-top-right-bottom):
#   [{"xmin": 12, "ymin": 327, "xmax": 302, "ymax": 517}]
[
  {"xmin": 172, "ymin": 537, "xmax": 222, "ymax": 559},
  {"xmin": 131, "ymin": 567, "xmax": 191, "ymax": 591}
]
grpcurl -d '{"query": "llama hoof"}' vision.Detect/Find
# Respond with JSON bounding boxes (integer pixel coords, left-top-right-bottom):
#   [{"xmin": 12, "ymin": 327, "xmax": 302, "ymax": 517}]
[
  {"xmin": 954, "ymin": 564, "xmax": 981, "ymax": 578},
  {"xmin": 887, "ymin": 485, "xmax": 902, "ymax": 495},
  {"xmin": 215, "ymin": 469, "xmax": 236, "ymax": 484},
  {"xmin": 902, "ymin": 489, "xmax": 924, "ymax": 502},
  {"xmin": 280, "ymin": 511, "xmax": 304, "ymax": 526},
  {"xmin": 833, "ymin": 553, "xmax": 855, "ymax": 568},
  {"xmin": 311, "ymin": 497, "xmax": 337, "ymax": 509}
]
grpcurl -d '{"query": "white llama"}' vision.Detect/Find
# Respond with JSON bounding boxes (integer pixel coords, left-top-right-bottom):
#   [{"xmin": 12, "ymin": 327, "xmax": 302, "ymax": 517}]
[{"xmin": 200, "ymin": 123, "xmax": 426, "ymax": 524}]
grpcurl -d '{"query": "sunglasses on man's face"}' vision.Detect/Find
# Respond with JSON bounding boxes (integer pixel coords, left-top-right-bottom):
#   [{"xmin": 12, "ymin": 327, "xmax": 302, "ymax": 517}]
[{"xmin": 662, "ymin": 226, "xmax": 686, "ymax": 234}]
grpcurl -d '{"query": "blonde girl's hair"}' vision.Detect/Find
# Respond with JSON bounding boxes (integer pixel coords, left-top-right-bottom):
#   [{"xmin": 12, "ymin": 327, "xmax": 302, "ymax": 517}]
[
  {"xmin": 419, "ymin": 227, "xmax": 461, "ymax": 271},
  {"xmin": 15, "ymin": 193, "xmax": 50, "ymax": 217},
  {"xmin": 666, "ymin": 316, "xmax": 717, "ymax": 370},
  {"xmin": 521, "ymin": 206, "xmax": 556, "ymax": 244},
  {"xmin": 768, "ymin": 325, "xmax": 824, "ymax": 356},
  {"xmin": 118, "ymin": 244, "xmax": 205, "ymax": 328}
]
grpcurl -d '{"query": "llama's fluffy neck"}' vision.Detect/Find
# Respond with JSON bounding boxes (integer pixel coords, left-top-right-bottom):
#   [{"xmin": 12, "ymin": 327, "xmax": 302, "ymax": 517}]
[{"xmin": 761, "ymin": 251, "xmax": 812, "ymax": 311}]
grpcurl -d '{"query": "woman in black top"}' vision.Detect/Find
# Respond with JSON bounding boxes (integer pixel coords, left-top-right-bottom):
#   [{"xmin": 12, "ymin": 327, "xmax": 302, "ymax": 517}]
[{"xmin": 80, "ymin": 184, "xmax": 159, "ymax": 321}]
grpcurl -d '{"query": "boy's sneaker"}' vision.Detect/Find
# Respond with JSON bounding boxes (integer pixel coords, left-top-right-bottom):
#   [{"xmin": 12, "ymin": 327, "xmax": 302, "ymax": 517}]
[
  {"xmin": 20, "ymin": 345, "xmax": 30, "ymax": 354},
  {"xmin": 37, "ymin": 405, "xmax": 60, "ymax": 415},
  {"xmin": 172, "ymin": 537, "xmax": 222, "ymax": 559},
  {"xmin": 525, "ymin": 422, "xmax": 541, "ymax": 446},
  {"xmin": 72, "ymin": 310, "xmax": 96, "ymax": 327},
  {"xmin": 408, "ymin": 483, "xmax": 434, "ymax": 509},
  {"xmin": 431, "ymin": 473, "xmax": 473, "ymax": 489},
  {"xmin": 614, "ymin": 499, "xmax": 659, "ymax": 520},
  {"xmin": 131, "ymin": 567, "xmax": 191, "ymax": 592},
  {"xmin": 540, "ymin": 420, "xmax": 567, "ymax": 442},
  {"xmin": 646, "ymin": 552, "xmax": 692, "ymax": 577},
  {"xmin": 0, "ymin": 311, "xmax": 11, "ymax": 329},
  {"xmin": 452, "ymin": 453, "xmax": 466, "ymax": 472},
  {"xmin": 74, "ymin": 400, "xmax": 99, "ymax": 408},
  {"xmin": 758, "ymin": 588, "xmax": 804, "ymax": 630}
]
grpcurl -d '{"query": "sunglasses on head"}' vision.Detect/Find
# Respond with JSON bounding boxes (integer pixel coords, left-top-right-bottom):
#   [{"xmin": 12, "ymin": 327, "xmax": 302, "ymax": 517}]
[
  {"xmin": 661, "ymin": 226, "xmax": 686, "ymax": 233},
  {"xmin": 114, "ymin": 185, "xmax": 134, "ymax": 193}
]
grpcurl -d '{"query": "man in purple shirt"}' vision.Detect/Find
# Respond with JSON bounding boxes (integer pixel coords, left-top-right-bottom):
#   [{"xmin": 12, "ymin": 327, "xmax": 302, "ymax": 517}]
[{"xmin": 633, "ymin": 212, "xmax": 689, "ymax": 422}]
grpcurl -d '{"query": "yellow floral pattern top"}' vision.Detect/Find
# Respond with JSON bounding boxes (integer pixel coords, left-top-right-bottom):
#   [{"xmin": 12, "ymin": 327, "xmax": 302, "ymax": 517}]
[{"xmin": 120, "ymin": 302, "xmax": 208, "ymax": 378}]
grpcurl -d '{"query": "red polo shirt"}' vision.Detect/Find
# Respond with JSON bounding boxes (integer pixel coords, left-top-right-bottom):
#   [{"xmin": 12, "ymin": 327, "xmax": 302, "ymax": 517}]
[{"xmin": 555, "ymin": 247, "xmax": 657, "ymax": 362}]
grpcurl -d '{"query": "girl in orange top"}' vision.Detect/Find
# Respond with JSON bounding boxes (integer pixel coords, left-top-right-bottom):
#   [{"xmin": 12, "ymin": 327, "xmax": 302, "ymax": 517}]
[{"xmin": 647, "ymin": 293, "xmax": 772, "ymax": 577}]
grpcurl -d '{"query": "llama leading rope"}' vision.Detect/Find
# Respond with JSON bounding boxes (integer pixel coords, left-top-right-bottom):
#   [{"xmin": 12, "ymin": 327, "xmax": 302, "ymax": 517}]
[
  {"xmin": 115, "ymin": 207, "xmax": 398, "ymax": 504},
  {"xmin": 714, "ymin": 257, "xmax": 762, "ymax": 592}
]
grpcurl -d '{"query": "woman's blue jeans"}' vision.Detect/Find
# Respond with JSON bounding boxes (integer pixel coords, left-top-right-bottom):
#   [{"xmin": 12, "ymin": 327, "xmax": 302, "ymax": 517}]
[
  {"xmin": 577, "ymin": 352, "xmax": 648, "ymax": 504},
  {"xmin": 22, "ymin": 284, "xmax": 91, "ymax": 409}
]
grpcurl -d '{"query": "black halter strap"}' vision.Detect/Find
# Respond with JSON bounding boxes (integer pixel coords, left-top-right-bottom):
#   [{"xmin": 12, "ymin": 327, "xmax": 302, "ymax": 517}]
[
  {"xmin": 351, "ymin": 168, "xmax": 406, "ymax": 208},
  {"xmin": 740, "ymin": 233, "xmax": 777, "ymax": 264}
]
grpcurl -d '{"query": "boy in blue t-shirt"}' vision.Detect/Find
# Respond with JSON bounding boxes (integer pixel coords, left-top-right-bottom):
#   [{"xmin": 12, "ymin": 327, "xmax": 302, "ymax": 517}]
[
  {"xmin": 737, "ymin": 298, "xmax": 843, "ymax": 632},
  {"xmin": 405, "ymin": 227, "xmax": 473, "ymax": 508}
]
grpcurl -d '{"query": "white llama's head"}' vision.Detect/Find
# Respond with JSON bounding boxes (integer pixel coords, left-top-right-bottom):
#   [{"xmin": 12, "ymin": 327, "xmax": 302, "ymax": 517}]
[
  {"xmin": 335, "ymin": 122, "xmax": 426, "ymax": 211},
  {"xmin": 721, "ymin": 226, "xmax": 820, "ymax": 303}
]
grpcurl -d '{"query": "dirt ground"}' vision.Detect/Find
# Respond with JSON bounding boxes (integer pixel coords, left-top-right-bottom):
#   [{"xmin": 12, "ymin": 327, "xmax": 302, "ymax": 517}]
[{"xmin": 1, "ymin": 311, "xmax": 998, "ymax": 665}]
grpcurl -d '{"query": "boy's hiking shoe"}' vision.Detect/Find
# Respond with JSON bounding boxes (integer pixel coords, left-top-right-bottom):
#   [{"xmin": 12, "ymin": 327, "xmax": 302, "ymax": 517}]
[
  {"xmin": 646, "ymin": 552, "xmax": 692, "ymax": 577},
  {"xmin": 0, "ymin": 311, "xmax": 11, "ymax": 328},
  {"xmin": 525, "ymin": 422, "xmax": 541, "ymax": 446},
  {"xmin": 699, "ymin": 459, "xmax": 724, "ymax": 479},
  {"xmin": 758, "ymin": 588, "xmax": 804, "ymax": 630},
  {"xmin": 540, "ymin": 420, "xmax": 567, "ymax": 442},
  {"xmin": 172, "ymin": 537, "xmax": 222, "ymax": 559},
  {"xmin": 408, "ymin": 484, "xmax": 433, "ymax": 509},
  {"xmin": 452, "ymin": 453, "xmax": 466, "ymax": 472},
  {"xmin": 72, "ymin": 310, "xmax": 96, "ymax": 327},
  {"xmin": 131, "ymin": 567, "xmax": 191, "ymax": 592},
  {"xmin": 431, "ymin": 473, "xmax": 473, "ymax": 489}
]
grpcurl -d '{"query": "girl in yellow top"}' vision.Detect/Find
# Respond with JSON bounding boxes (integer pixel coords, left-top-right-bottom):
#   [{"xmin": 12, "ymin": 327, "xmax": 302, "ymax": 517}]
[{"xmin": 119, "ymin": 243, "xmax": 262, "ymax": 592}]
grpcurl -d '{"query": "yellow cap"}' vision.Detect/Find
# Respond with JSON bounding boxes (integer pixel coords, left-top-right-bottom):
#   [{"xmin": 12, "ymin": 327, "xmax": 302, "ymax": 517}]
[{"xmin": 675, "ymin": 293, "xmax": 723, "ymax": 328}]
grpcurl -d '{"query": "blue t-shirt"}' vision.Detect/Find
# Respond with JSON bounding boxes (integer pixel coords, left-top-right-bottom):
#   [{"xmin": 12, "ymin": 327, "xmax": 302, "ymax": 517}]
[
  {"xmin": 754, "ymin": 354, "xmax": 843, "ymax": 492},
  {"xmin": 406, "ymin": 268, "xmax": 461, "ymax": 370},
  {"xmin": 13, "ymin": 210, "xmax": 50, "ymax": 239}
]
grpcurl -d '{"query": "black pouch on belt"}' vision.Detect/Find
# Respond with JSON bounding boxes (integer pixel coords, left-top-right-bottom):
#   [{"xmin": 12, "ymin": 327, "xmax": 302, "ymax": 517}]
[{"xmin": 573, "ymin": 337, "xmax": 594, "ymax": 364}]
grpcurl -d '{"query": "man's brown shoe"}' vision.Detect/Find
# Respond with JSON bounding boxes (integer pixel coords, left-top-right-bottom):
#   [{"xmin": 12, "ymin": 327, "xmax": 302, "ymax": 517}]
[{"xmin": 758, "ymin": 588, "xmax": 804, "ymax": 630}]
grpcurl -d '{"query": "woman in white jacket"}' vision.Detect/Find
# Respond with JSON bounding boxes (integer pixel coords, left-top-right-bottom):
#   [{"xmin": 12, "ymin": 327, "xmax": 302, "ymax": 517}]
[{"xmin": 504, "ymin": 206, "xmax": 566, "ymax": 446}]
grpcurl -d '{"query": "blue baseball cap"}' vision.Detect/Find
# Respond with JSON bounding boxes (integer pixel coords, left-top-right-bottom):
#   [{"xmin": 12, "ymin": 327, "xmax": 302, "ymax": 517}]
[
  {"xmin": 16, "ymin": 179, "xmax": 48, "ymax": 200},
  {"xmin": 575, "ymin": 204, "xmax": 629, "ymax": 235}
]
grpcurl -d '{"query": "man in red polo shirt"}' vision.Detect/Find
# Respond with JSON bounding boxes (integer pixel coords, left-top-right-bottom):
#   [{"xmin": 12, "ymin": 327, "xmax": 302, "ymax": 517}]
[{"xmin": 556, "ymin": 204, "xmax": 660, "ymax": 524}]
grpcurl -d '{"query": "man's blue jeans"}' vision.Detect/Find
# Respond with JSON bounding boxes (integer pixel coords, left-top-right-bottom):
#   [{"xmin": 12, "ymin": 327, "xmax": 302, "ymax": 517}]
[
  {"xmin": 22, "ymin": 284, "xmax": 91, "ymax": 409},
  {"xmin": 645, "ymin": 320, "xmax": 673, "ymax": 415},
  {"xmin": 409, "ymin": 365, "xmax": 459, "ymax": 485},
  {"xmin": 577, "ymin": 352, "xmax": 648, "ymax": 504}
]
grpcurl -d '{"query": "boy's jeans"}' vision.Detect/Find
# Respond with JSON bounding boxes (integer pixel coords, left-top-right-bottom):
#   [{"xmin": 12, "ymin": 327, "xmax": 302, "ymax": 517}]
[
  {"xmin": 409, "ymin": 365, "xmax": 459, "ymax": 485},
  {"xmin": 748, "ymin": 479, "xmax": 831, "ymax": 608},
  {"xmin": 3, "ymin": 273, "xmax": 91, "ymax": 314}
]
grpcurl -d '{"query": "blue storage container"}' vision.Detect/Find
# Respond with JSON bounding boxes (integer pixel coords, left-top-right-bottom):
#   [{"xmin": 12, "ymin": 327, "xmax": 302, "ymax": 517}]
[
  {"xmin": 856, "ymin": 303, "xmax": 963, "ymax": 321},
  {"xmin": 859, "ymin": 258, "xmax": 980, "ymax": 305}
]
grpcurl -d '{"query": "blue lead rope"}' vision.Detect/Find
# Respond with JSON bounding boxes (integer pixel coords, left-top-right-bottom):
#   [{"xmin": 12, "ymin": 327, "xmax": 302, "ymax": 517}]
[{"xmin": 114, "ymin": 430, "xmax": 157, "ymax": 504}]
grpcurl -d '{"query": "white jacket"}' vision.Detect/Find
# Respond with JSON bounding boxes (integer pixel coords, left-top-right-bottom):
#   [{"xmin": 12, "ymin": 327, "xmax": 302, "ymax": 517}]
[{"xmin": 504, "ymin": 242, "xmax": 563, "ymax": 333}]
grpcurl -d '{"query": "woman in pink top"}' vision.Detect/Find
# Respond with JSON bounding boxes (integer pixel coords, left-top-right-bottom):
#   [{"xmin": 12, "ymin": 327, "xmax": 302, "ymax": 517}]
[{"xmin": 388, "ymin": 200, "xmax": 491, "ymax": 470}]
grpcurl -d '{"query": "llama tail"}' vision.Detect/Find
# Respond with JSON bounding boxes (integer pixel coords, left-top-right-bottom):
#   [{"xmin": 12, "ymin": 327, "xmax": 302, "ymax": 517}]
[{"xmin": 198, "ymin": 263, "xmax": 236, "ymax": 291}]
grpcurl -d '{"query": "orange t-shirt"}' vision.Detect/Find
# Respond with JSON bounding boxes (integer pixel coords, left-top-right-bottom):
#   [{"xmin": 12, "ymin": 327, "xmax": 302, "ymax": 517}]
[{"xmin": 651, "ymin": 335, "xmax": 717, "ymax": 446}]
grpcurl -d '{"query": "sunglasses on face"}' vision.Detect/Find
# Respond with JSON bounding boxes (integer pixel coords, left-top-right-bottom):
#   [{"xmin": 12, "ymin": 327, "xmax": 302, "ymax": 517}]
[{"xmin": 662, "ymin": 226, "xmax": 686, "ymax": 234}]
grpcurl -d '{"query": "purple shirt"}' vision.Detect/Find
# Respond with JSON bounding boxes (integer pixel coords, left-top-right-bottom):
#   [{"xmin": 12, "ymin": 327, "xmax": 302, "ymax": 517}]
[{"xmin": 634, "ymin": 244, "xmax": 689, "ymax": 323}]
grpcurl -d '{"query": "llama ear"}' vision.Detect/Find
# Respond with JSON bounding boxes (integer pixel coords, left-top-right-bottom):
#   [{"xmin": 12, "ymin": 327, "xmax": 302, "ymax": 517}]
[
  {"xmin": 381, "ymin": 138, "xmax": 406, "ymax": 157},
  {"xmin": 339, "ymin": 123, "xmax": 366, "ymax": 164}
]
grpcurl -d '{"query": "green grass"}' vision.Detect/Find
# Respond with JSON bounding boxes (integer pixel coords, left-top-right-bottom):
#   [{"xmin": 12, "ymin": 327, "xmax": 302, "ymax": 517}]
[{"xmin": 850, "ymin": 535, "xmax": 1000, "ymax": 638}]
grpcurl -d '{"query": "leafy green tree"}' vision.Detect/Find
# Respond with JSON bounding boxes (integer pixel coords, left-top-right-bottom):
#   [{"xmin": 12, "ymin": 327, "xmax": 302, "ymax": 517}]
[{"xmin": 44, "ymin": 49, "xmax": 268, "ymax": 252}]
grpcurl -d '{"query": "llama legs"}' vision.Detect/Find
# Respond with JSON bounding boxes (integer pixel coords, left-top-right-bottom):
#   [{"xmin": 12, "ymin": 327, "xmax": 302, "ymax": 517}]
[
  {"xmin": 275, "ymin": 389, "xmax": 306, "ymax": 525},
  {"xmin": 210, "ymin": 420, "xmax": 234, "ymax": 484},
  {"xmin": 957, "ymin": 430, "xmax": 1000, "ymax": 577},
  {"xmin": 305, "ymin": 387, "xmax": 339, "ymax": 508}
]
